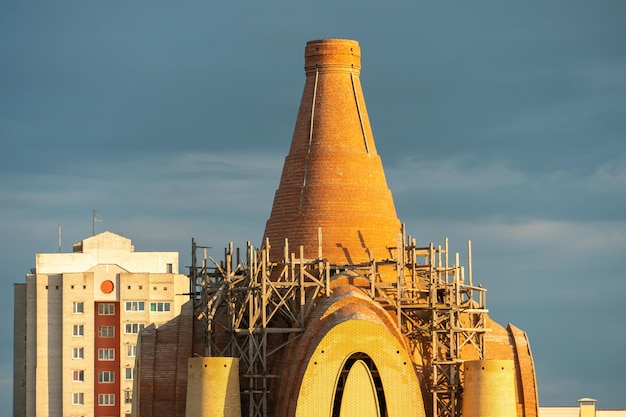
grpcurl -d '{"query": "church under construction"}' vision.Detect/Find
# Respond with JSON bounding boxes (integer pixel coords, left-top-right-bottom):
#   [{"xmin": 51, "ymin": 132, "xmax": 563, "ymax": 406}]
[{"xmin": 133, "ymin": 39, "xmax": 538, "ymax": 417}]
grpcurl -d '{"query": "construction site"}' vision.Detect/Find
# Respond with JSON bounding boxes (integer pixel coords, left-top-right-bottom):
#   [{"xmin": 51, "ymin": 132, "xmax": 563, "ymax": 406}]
[{"xmin": 134, "ymin": 38, "xmax": 538, "ymax": 417}]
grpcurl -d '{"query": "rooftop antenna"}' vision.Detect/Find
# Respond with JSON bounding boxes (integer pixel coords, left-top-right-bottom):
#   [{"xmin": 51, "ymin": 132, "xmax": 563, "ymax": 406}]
[
  {"xmin": 92, "ymin": 209, "xmax": 102, "ymax": 235},
  {"xmin": 58, "ymin": 224, "xmax": 62, "ymax": 252}
]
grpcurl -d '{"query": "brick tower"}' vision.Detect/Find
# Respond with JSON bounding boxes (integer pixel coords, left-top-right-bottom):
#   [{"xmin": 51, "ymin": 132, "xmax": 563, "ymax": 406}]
[
  {"xmin": 132, "ymin": 38, "xmax": 539, "ymax": 417},
  {"xmin": 263, "ymin": 39, "xmax": 401, "ymax": 265}
]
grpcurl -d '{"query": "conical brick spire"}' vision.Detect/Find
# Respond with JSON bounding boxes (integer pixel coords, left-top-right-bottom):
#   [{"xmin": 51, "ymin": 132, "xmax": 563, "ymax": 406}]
[{"xmin": 263, "ymin": 39, "xmax": 401, "ymax": 265}]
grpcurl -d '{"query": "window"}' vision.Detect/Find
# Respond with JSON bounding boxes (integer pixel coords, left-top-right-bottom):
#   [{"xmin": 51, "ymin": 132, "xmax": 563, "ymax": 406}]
[
  {"xmin": 98, "ymin": 371, "xmax": 115, "ymax": 383},
  {"xmin": 125, "ymin": 367, "xmax": 135, "ymax": 380},
  {"xmin": 126, "ymin": 345, "xmax": 137, "ymax": 357},
  {"xmin": 72, "ymin": 392, "xmax": 84, "ymax": 405},
  {"xmin": 125, "ymin": 323, "xmax": 144, "ymax": 334},
  {"xmin": 98, "ymin": 326, "xmax": 115, "ymax": 338},
  {"xmin": 166, "ymin": 263, "xmax": 173, "ymax": 273},
  {"xmin": 124, "ymin": 390, "xmax": 133, "ymax": 404},
  {"xmin": 72, "ymin": 347, "xmax": 84, "ymax": 359},
  {"xmin": 72, "ymin": 370, "xmax": 84, "ymax": 382},
  {"xmin": 150, "ymin": 302, "xmax": 171, "ymax": 312},
  {"xmin": 72, "ymin": 302, "xmax": 84, "ymax": 314},
  {"xmin": 72, "ymin": 325, "xmax": 84, "ymax": 337},
  {"xmin": 98, "ymin": 393, "xmax": 115, "ymax": 406},
  {"xmin": 124, "ymin": 301, "xmax": 144, "ymax": 312},
  {"xmin": 98, "ymin": 303, "xmax": 115, "ymax": 315},
  {"xmin": 98, "ymin": 348, "xmax": 115, "ymax": 361}
]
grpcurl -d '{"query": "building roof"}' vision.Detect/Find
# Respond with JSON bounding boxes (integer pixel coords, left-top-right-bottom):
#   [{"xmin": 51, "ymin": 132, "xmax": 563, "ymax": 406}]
[
  {"xmin": 72, "ymin": 231, "xmax": 134, "ymax": 253},
  {"xmin": 33, "ymin": 231, "xmax": 179, "ymax": 275}
]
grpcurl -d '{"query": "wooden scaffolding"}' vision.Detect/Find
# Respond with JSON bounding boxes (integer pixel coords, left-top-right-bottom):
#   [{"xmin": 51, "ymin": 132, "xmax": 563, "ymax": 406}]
[{"xmin": 188, "ymin": 229, "xmax": 487, "ymax": 417}]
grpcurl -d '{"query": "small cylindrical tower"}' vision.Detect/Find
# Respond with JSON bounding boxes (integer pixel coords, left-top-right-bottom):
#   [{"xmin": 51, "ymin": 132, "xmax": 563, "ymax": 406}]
[
  {"xmin": 578, "ymin": 398, "xmax": 597, "ymax": 417},
  {"xmin": 462, "ymin": 359, "xmax": 517, "ymax": 417},
  {"xmin": 263, "ymin": 39, "xmax": 401, "ymax": 266},
  {"xmin": 185, "ymin": 357, "xmax": 241, "ymax": 417}
]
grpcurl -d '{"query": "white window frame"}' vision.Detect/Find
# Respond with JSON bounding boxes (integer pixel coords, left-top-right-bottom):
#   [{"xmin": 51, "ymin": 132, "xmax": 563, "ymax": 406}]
[
  {"xmin": 98, "ymin": 393, "xmax": 115, "ymax": 406},
  {"xmin": 124, "ymin": 301, "xmax": 145, "ymax": 312},
  {"xmin": 98, "ymin": 371, "xmax": 115, "ymax": 383},
  {"xmin": 98, "ymin": 348, "xmax": 115, "ymax": 361},
  {"xmin": 125, "ymin": 367, "xmax": 135, "ymax": 380},
  {"xmin": 72, "ymin": 347, "xmax": 84, "ymax": 359},
  {"xmin": 72, "ymin": 325, "xmax": 84, "ymax": 337},
  {"xmin": 124, "ymin": 390, "xmax": 133, "ymax": 404},
  {"xmin": 72, "ymin": 370, "xmax": 84, "ymax": 382},
  {"xmin": 72, "ymin": 302, "xmax": 84, "ymax": 314},
  {"xmin": 149, "ymin": 301, "xmax": 171, "ymax": 313},
  {"xmin": 126, "ymin": 345, "xmax": 137, "ymax": 357},
  {"xmin": 98, "ymin": 326, "xmax": 115, "ymax": 338},
  {"xmin": 72, "ymin": 392, "xmax": 84, "ymax": 405},
  {"xmin": 98, "ymin": 303, "xmax": 115, "ymax": 315},
  {"xmin": 124, "ymin": 323, "xmax": 145, "ymax": 334}
]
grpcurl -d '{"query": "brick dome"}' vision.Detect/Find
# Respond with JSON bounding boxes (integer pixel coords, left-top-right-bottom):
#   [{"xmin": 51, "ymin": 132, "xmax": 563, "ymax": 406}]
[{"xmin": 263, "ymin": 39, "xmax": 401, "ymax": 265}]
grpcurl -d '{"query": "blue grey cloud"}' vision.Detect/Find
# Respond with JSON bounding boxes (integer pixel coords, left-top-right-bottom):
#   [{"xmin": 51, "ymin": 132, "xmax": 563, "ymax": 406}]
[{"xmin": 2, "ymin": 0, "xmax": 625, "ymax": 411}]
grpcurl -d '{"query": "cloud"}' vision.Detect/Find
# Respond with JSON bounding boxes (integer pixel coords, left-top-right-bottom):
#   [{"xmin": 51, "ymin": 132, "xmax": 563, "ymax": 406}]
[
  {"xmin": 388, "ymin": 156, "xmax": 526, "ymax": 191},
  {"xmin": 0, "ymin": 371, "xmax": 12, "ymax": 389},
  {"xmin": 0, "ymin": 150, "xmax": 284, "ymax": 271},
  {"xmin": 2, "ymin": 0, "xmax": 626, "ymax": 409},
  {"xmin": 387, "ymin": 153, "xmax": 626, "ymax": 225}
]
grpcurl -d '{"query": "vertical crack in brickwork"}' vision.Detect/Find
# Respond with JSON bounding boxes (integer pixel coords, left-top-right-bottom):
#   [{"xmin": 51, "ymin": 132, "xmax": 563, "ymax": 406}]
[
  {"xmin": 299, "ymin": 156, "xmax": 308, "ymax": 212},
  {"xmin": 301, "ymin": 65, "xmax": 319, "ymax": 210},
  {"xmin": 308, "ymin": 65, "xmax": 319, "ymax": 153},
  {"xmin": 351, "ymin": 66, "xmax": 370, "ymax": 155}
]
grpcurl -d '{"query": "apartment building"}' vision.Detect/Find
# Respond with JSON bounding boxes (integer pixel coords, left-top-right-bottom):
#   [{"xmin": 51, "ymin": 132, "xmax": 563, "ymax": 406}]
[{"xmin": 13, "ymin": 231, "xmax": 189, "ymax": 417}]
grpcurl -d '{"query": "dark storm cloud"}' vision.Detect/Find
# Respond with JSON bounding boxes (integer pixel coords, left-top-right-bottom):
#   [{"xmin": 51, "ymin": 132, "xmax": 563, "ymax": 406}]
[{"xmin": 1, "ymin": 0, "xmax": 625, "ymax": 410}]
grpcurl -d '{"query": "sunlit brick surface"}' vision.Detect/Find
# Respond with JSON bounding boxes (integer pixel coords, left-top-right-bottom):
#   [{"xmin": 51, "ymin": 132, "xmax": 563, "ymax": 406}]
[
  {"xmin": 132, "ymin": 39, "xmax": 539, "ymax": 417},
  {"xmin": 263, "ymin": 39, "xmax": 401, "ymax": 265}
]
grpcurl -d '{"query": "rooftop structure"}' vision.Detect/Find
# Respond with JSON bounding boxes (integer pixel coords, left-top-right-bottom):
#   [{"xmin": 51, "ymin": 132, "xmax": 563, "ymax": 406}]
[
  {"xmin": 539, "ymin": 399, "xmax": 626, "ymax": 417},
  {"xmin": 134, "ymin": 39, "xmax": 539, "ymax": 417}
]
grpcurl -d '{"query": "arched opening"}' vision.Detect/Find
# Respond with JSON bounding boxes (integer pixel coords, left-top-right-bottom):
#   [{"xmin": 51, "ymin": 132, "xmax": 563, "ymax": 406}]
[{"xmin": 332, "ymin": 352, "xmax": 387, "ymax": 417}]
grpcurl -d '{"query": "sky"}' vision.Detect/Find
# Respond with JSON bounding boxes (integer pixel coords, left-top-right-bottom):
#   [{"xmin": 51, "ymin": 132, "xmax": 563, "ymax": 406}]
[{"xmin": 1, "ymin": 0, "xmax": 625, "ymax": 412}]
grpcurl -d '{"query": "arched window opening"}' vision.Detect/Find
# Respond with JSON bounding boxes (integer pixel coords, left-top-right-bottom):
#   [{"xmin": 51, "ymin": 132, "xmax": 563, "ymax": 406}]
[{"xmin": 331, "ymin": 352, "xmax": 387, "ymax": 417}]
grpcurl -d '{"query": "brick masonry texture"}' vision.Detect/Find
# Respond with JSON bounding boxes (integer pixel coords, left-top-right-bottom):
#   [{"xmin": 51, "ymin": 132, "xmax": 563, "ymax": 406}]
[
  {"xmin": 136, "ymin": 301, "xmax": 197, "ymax": 417},
  {"xmin": 135, "ymin": 39, "xmax": 538, "ymax": 417},
  {"xmin": 272, "ymin": 281, "xmax": 423, "ymax": 417},
  {"xmin": 263, "ymin": 39, "xmax": 401, "ymax": 265},
  {"xmin": 265, "ymin": 38, "xmax": 537, "ymax": 416},
  {"xmin": 509, "ymin": 324, "xmax": 539, "ymax": 417}
]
